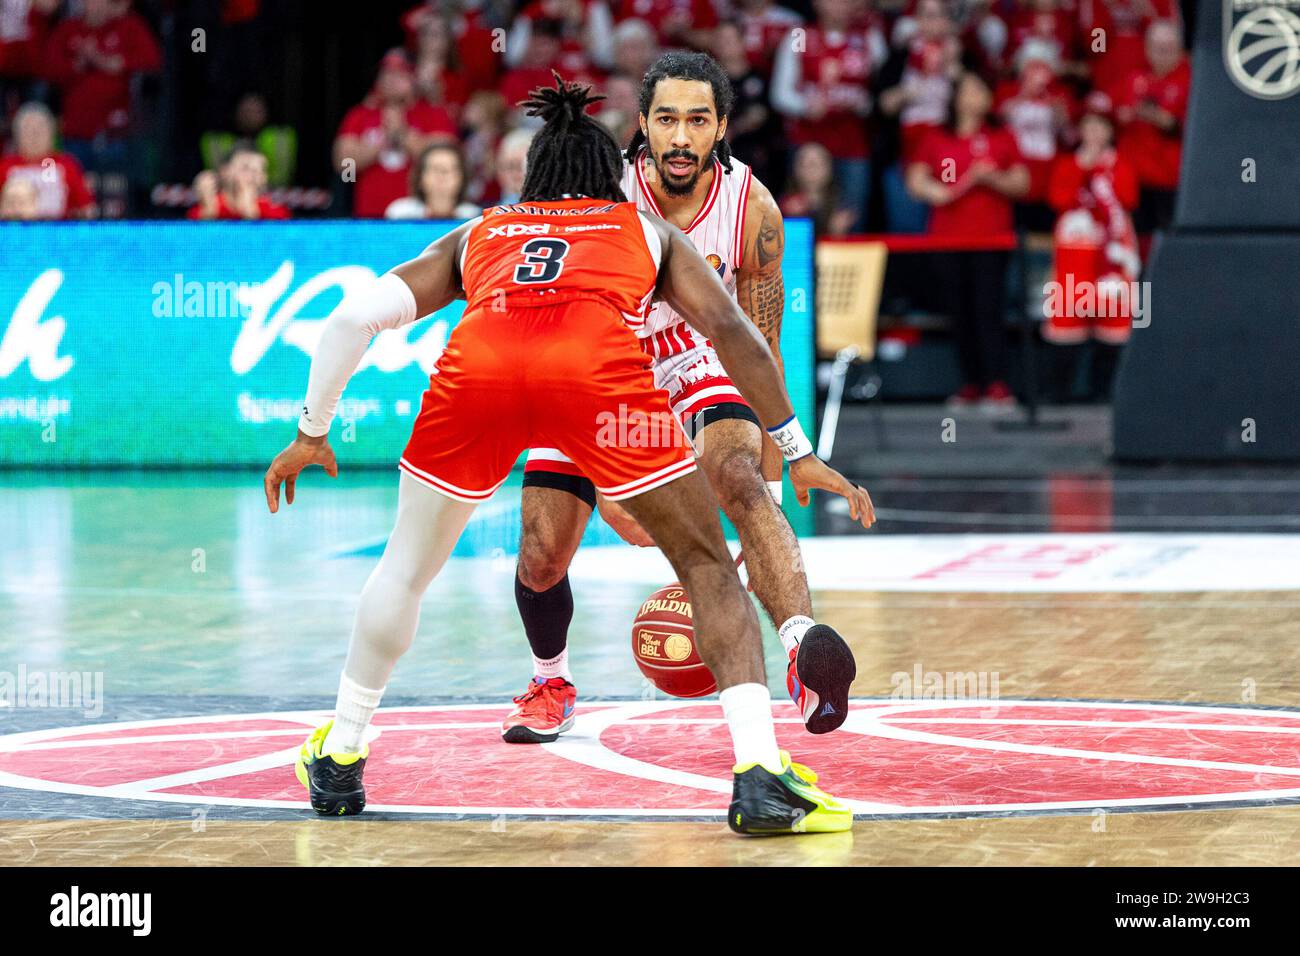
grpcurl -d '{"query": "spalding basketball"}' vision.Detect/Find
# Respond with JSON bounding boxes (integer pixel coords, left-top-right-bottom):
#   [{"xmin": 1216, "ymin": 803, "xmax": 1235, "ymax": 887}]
[{"xmin": 631, "ymin": 584, "xmax": 717, "ymax": 698}]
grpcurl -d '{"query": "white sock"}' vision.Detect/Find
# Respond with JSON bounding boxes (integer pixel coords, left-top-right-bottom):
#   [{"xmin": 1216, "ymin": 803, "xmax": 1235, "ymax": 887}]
[
  {"xmin": 719, "ymin": 682, "xmax": 784, "ymax": 774},
  {"xmin": 323, "ymin": 674, "xmax": 384, "ymax": 754},
  {"xmin": 778, "ymin": 615, "xmax": 815, "ymax": 655},
  {"xmin": 533, "ymin": 649, "xmax": 573, "ymax": 682}
]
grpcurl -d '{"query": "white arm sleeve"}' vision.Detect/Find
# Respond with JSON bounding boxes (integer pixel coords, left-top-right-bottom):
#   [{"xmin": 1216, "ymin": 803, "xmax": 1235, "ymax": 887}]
[{"xmin": 297, "ymin": 272, "xmax": 418, "ymax": 437}]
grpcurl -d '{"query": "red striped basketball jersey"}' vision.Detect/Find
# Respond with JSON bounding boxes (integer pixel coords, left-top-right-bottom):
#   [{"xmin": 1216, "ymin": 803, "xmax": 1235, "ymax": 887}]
[
  {"xmin": 620, "ymin": 149, "xmax": 754, "ymax": 354},
  {"xmin": 458, "ymin": 198, "xmax": 662, "ymax": 331}
]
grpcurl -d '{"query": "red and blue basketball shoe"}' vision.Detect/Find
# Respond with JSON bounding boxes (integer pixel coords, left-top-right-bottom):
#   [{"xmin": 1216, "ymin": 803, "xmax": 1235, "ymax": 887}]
[
  {"xmin": 786, "ymin": 624, "xmax": 856, "ymax": 734},
  {"xmin": 501, "ymin": 677, "xmax": 577, "ymax": 743}
]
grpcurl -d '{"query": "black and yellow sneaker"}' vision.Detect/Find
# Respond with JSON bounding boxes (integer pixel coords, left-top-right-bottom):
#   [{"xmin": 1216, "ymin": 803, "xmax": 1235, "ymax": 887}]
[
  {"xmin": 728, "ymin": 750, "xmax": 853, "ymax": 835},
  {"xmin": 786, "ymin": 623, "xmax": 857, "ymax": 734},
  {"xmin": 295, "ymin": 721, "xmax": 368, "ymax": 816}
]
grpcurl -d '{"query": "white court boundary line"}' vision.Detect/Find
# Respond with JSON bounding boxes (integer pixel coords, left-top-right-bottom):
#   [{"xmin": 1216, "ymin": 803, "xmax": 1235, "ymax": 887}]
[{"xmin": 2, "ymin": 700, "xmax": 1300, "ymax": 817}]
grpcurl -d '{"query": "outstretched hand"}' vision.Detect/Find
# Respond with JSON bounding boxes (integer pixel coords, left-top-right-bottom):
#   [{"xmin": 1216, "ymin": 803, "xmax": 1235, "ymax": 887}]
[
  {"xmin": 788, "ymin": 455, "xmax": 875, "ymax": 529},
  {"xmin": 264, "ymin": 432, "xmax": 338, "ymax": 513}
]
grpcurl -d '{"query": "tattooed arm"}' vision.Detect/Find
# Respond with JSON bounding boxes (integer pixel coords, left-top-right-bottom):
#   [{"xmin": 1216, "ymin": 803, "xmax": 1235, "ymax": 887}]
[{"xmin": 735, "ymin": 177, "xmax": 787, "ymax": 484}]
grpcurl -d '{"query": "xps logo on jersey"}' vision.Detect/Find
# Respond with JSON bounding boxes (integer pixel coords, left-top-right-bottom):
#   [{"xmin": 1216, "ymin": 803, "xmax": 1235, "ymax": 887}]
[{"xmin": 705, "ymin": 254, "xmax": 725, "ymax": 278}]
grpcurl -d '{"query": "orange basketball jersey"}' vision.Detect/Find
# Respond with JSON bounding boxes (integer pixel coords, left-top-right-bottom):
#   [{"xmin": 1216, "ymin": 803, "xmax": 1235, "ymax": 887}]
[{"xmin": 459, "ymin": 198, "xmax": 662, "ymax": 331}]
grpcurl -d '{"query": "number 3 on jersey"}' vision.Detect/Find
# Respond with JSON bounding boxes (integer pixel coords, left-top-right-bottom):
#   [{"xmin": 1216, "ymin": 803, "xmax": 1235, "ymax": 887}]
[{"xmin": 513, "ymin": 238, "xmax": 571, "ymax": 285}]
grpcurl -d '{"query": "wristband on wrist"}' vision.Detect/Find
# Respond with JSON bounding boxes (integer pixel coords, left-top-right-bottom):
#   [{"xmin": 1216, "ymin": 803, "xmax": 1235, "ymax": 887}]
[
  {"xmin": 767, "ymin": 415, "xmax": 814, "ymax": 462},
  {"xmin": 766, "ymin": 480, "xmax": 783, "ymax": 505}
]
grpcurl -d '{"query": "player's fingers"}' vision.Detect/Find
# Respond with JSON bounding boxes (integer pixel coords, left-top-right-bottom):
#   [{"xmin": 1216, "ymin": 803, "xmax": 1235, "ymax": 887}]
[
  {"xmin": 285, "ymin": 474, "xmax": 296, "ymax": 506},
  {"xmin": 795, "ymin": 484, "xmax": 810, "ymax": 507},
  {"xmin": 263, "ymin": 469, "xmax": 280, "ymax": 514},
  {"xmin": 861, "ymin": 487, "xmax": 877, "ymax": 527},
  {"xmin": 323, "ymin": 447, "xmax": 339, "ymax": 478},
  {"xmin": 855, "ymin": 486, "xmax": 873, "ymax": 528}
]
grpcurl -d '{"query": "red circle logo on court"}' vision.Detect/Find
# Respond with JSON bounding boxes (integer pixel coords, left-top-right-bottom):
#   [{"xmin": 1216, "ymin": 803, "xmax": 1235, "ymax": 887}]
[{"xmin": 2, "ymin": 699, "xmax": 1299, "ymax": 817}]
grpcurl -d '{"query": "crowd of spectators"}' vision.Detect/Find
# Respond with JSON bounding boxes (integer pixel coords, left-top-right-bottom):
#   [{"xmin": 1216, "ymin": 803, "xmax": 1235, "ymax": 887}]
[
  {"xmin": 0, "ymin": 0, "xmax": 1190, "ymax": 231},
  {"xmin": 0, "ymin": 0, "xmax": 1192, "ymax": 406}
]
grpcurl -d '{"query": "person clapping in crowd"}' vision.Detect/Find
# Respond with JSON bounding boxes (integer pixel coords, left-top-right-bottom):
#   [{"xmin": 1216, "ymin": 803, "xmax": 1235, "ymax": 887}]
[
  {"xmin": 906, "ymin": 70, "xmax": 1029, "ymax": 410},
  {"xmin": 187, "ymin": 142, "xmax": 288, "ymax": 220}
]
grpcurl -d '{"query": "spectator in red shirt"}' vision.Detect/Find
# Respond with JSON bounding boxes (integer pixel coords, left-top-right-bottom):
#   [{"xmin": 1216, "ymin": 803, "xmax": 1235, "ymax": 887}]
[
  {"xmin": 1044, "ymin": 92, "xmax": 1140, "ymax": 398},
  {"xmin": 732, "ymin": 0, "xmax": 802, "ymax": 76},
  {"xmin": 906, "ymin": 70, "xmax": 1029, "ymax": 409},
  {"xmin": 1006, "ymin": 0, "xmax": 1084, "ymax": 81},
  {"xmin": 771, "ymin": 0, "xmax": 885, "ymax": 232},
  {"xmin": 0, "ymin": 102, "xmax": 95, "ymax": 219},
  {"xmin": 995, "ymin": 40, "xmax": 1076, "ymax": 225},
  {"xmin": 614, "ymin": 0, "xmax": 718, "ymax": 51},
  {"xmin": 333, "ymin": 50, "xmax": 457, "ymax": 218},
  {"xmin": 877, "ymin": 0, "xmax": 963, "ymax": 232},
  {"xmin": 508, "ymin": 0, "xmax": 616, "ymax": 75},
  {"xmin": 1080, "ymin": 0, "xmax": 1178, "ymax": 98},
  {"xmin": 401, "ymin": 0, "xmax": 501, "ymax": 92},
  {"xmin": 187, "ymin": 142, "xmax": 289, "ymax": 220},
  {"xmin": 500, "ymin": 18, "xmax": 603, "ymax": 120},
  {"xmin": 43, "ymin": 0, "xmax": 161, "ymax": 147},
  {"xmin": 1114, "ymin": 18, "xmax": 1189, "ymax": 233},
  {"xmin": 0, "ymin": 0, "xmax": 59, "ymax": 84},
  {"xmin": 413, "ymin": 11, "xmax": 472, "ymax": 124}
]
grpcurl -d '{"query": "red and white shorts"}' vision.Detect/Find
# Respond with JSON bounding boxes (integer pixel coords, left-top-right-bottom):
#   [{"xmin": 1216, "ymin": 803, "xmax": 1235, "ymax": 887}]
[
  {"xmin": 523, "ymin": 322, "xmax": 752, "ymax": 490},
  {"xmin": 401, "ymin": 301, "xmax": 697, "ymax": 503}
]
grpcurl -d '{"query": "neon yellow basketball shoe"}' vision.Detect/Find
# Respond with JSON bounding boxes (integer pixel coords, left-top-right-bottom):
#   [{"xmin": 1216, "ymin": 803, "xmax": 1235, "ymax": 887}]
[
  {"xmin": 728, "ymin": 750, "xmax": 853, "ymax": 835},
  {"xmin": 295, "ymin": 721, "xmax": 368, "ymax": 816}
]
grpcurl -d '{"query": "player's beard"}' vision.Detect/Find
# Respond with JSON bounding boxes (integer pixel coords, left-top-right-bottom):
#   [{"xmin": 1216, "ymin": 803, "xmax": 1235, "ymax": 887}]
[{"xmin": 654, "ymin": 148, "xmax": 715, "ymax": 197}]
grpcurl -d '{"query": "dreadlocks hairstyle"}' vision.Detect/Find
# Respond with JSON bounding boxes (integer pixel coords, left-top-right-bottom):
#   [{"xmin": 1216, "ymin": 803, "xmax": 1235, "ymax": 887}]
[
  {"xmin": 624, "ymin": 51, "xmax": 736, "ymax": 175},
  {"xmin": 518, "ymin": 73, "xmax": 628, "ymax": 203}
]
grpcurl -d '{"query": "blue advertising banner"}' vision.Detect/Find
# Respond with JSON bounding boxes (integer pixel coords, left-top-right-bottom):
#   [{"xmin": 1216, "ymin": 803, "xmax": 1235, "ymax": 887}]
[{"xmin": 0, "ymin": 219, "xmax": 814, "ymax": 469}]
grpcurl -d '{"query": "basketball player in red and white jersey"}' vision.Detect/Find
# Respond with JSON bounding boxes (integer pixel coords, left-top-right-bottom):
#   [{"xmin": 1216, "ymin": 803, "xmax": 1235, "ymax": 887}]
[
  {"xmin": 264, "ymin": 77, "xmax": 872, "ymax": 834},
  {"xmin": 503, "ymin": 54, "xmax": 869, "ymax": 746}
]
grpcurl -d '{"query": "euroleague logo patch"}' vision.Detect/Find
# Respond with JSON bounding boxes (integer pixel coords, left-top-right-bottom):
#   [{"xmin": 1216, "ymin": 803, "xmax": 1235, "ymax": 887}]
[{"xmin": 2, "ymin": 699, "xmax": 1299, "ymax": 818}]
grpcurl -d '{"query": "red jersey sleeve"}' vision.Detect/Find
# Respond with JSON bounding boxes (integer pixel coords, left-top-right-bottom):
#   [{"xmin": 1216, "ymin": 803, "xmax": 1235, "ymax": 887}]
[
  {"xmin": 122, "ymin": 14, "xmax": 162, "ymax": 73},
  {"xmin": 42, "ymin": 20, "xmax": 80, "ymax": 86},
  {"xmin": 996, "ymin": 128, "xmax": 1024, "ymax": 169},
  {"xmin": 407, "ymin": 101, "xmax": 457, "ymax": 137},
  {"xmin": 337, "ymin": 105, "xmax": 369, "ymax": 139},
  {"xmin": 258, "ymin": 198, "xmax": 291, "ymax": 220},
  {"xmin": 1047, "ymin": 154, "xmax": 1083, "ymax": 212},
  {"xmin": 1111, "ymin": 155, "xmax": 1139, "ymax": 209}
]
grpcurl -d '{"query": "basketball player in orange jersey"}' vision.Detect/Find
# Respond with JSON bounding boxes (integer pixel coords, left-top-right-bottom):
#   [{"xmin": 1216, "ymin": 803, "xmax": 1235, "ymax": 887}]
[
  {"xmin": 503, "ymin": 53, "xmax": 862, "ymax": 745},
  {"xmin": 264, "ymin": 77, "xmax": 874, "ymax": 834}
]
